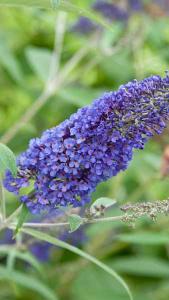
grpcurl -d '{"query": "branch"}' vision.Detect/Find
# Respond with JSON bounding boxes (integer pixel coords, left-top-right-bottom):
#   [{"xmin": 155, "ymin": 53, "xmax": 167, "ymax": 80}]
[
  {"xmin": 0, "ymin": 205, "xmax": 23, "ymax": 231},
  {"xmin": 0, "ymin": 0, "xmax": 62, "ymax": 10},
  {"xmin": 10, "ymin": 215, "xmax": 123, "ymax": 229}
]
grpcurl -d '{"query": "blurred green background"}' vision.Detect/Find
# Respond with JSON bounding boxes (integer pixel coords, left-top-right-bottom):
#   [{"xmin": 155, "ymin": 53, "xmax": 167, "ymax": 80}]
[{"xmin": 0, "ymin": 1, "xmax": 169, "ymax": 299}]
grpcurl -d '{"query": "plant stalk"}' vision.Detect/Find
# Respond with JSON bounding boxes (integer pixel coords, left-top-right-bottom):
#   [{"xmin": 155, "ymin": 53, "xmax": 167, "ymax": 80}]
[{"xmin": 0, "ymin": 176, "xmax": 6, "ymax": 221}]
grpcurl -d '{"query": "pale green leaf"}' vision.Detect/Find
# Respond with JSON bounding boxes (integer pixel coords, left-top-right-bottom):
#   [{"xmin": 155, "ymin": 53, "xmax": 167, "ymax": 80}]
[
  {"xmin": 0, "ymin": 143, "xmax": 17, "ymax": 177},
  {"xmin": 109, "ymin": 256, "xmax": 169, "ymax": 278},
  {"xmin": 25, "ymin": 47, "xmax": 52, "ymax": 81},
  {"xmin": 0, "ymin": 266, "xmax": 57, "ymax": 300},
  {"xmin": 72, "ymin": 265, "xmax": 136, "ymax": 300},
  {"xmin": 22, "ymin": 228, "xmax": 133, "ymax": 300},
  {"xmin": 90, "ymin": 197, "xmax": 116, "ymax": 215},
  {"xmin": 68, "ymin": 214, "xmax": 83, "ymax": 233},
  {"xmin": 118, "ymin": 232, "xmax": 169, "ymax": 245},
  {"xmin": 0, "ymin": 42, "xmax": 23, "ymax": 83}
]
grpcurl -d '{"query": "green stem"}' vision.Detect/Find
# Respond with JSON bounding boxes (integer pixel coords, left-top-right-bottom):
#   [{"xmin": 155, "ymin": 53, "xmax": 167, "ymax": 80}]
[
  {"xmin": 0, "ymin": 205, "xmax": 23, "ymax": 231},
  {"xmin": 0, "ymin": 176, "xmax": 6, "ymax": 221},
  {"xmin": 0, "ymin": 0, "xmax": 52, "ymax": 8},
  {"xmin": 9, "ymin": 215, "xmax": 123, "ymax": 229}
]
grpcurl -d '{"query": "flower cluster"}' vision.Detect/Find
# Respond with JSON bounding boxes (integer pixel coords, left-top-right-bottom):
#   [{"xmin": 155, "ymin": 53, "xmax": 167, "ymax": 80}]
[
  {"xmin": 3, "ymin": 74, "xmax": 169, "ymax": 213},
  {"xmin": 121, "ymin": 199, "xmax": 169, "ymax": 224}
]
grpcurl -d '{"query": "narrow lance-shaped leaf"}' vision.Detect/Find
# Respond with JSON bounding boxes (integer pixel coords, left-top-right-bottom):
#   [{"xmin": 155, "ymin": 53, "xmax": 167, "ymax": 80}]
[
  {"xmin": 22, "ymin": 228, "xmax": 133, "ymax": 300},
  {"xmin": 14, "ymin": 204, "xmax": 29, "ymax": 236},
  {"xmin": 0, "ymin": 266, "xmax": 57, "ymax": 300},
  {"xmin": 0, "ymin": 143, "xmax": 17, "ymax": 177},
  {"xmin": 118, "ymin": 232, "xmax": 169, "ymax": 245},
  {"xmin": 0, "ymin": 245, "xmax": 44, "ymax": 275}
]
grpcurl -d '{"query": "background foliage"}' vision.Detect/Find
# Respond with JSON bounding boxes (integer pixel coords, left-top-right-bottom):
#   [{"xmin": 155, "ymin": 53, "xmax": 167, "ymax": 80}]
[{"xmin": 0, "ymin": 1, "xmax": 169, "ymax": 299}]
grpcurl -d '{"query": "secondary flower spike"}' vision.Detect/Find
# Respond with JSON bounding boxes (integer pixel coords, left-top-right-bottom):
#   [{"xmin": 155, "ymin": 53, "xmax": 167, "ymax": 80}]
[
  {"xmin": 71, "ymin": 1, "xmax": 128, "ymax": 35},
  {"xmin": 4, "ymin": 74, "xmax": 169, "ymax": 213}
]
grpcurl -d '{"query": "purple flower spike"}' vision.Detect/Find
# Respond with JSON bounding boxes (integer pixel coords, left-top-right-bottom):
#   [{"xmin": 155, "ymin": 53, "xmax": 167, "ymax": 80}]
[
  {"xmin": 93, "ymin": 1, "xmax": 128, "ymax": 21},
  {"xmin": 4, "ymin": 74, "xmax": 169, "ymax": 214},
  {"xmin": 71, "ymin": 16, "xmax": 96, "ymax": 35},
  {"xmin": 128, "ymin": 0, "xmax": 143, "ymax": 11}
]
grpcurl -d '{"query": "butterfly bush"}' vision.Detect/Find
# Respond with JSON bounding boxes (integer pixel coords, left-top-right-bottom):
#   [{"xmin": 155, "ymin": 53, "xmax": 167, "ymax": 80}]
[{"xmin": 3, "ymin": 74, "xmax": 169, "ymax": 213}]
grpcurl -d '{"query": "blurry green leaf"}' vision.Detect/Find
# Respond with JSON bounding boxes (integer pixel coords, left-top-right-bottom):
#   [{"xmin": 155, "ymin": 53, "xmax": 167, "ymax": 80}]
[
  {"xmin": 135, "ymin": 47, "xmax": 168, "ymax": 76},
  {"xmin": 0, "ymin": 143, "xmax": 17, "ymax": 177},
  {"xmin": 6, "ymin": 248, "xmax": 16, "ymax": 271},
  {"xmin": 22, "ymin": 228, "xmax": 133, "ymax": 300},
  {"xmin": 0, "ymin": 42, "xmax": 23, "ymax": 83},
  {"xmin": 101, "ymin": 50, "xmax": 134, "ymax": 85},
  {"xmin": 0, "ymin": 246, "xmax": 44, "ymax": 275},
  {"xmin": 25, "ymin": 47, "xmax": 52, "ymax": 81},
  {"xmin": 90, "ymin": 197, "xmax": 116, "ymax": 215},
  {"xmin": 0, "ymin": 266, "xmax": 57, "ymax": 300},
  {"xmin": 15, "ymin": 204, "xmax": 29, "ymax": 236},
  {"xmin": 59, "ymin": 87, "xmax": 105, "ymax": 107},
  {"xmin": 72, "ymin": 265, "xmax": 132, "ymax": 300},
  {"xmin": 109, "ymin": 256, "xmax": 169, "ymax": 278},
  {"xmin": 100, "ymin": 23, "xmax": 123, "ymax": 50},
  {"xmin": 118, "ymin": 232, "xmax": 169, "ymax": 245},
  {"xmin": 68, "ymin": 214, "xmax": 83, "ymax": 233}
]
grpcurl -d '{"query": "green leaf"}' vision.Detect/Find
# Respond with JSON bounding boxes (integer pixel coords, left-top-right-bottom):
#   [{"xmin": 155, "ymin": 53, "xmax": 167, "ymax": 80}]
[
  {"xmin": 0, "ymin": 143, "xmax": 17, "ymax": 177},
  {"xmin": 22, "ymin": 228, "xmax": 133, "ymax": 300},
  {"xmin": 72, "ymin": 265, "xmax": 132, "ymax": 300},
  {"xmin": 118, "ymin": 232, "xmax": 169, "ymax": 245},
  {"xmin": 25, "ymin": 47, "xmax": 52, "ymax": 81},
  {"xmin": 0, "ymin": 266, "xmax": 57, "ymax": 300},
  {"xmin": 15, "ymin": 204, "xmax": 29, "ymax": 236},
  {"xmin": 90, "ymin": 197, "xmax": 116, "ymax": 215},
  {"xmin": 109, "ymin": 256, "xmax": 169, "ymax": 278},
  {"xmin": 0, "ymin": 246, "xmax": 44, "ymax": 275},
  {"xmin": 68, "ymin": 214, "xmax": 83, "ymax": 233},
  {"xmin": 0, "ymin": 42, "xmax": 23, "ymax": 83}
]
